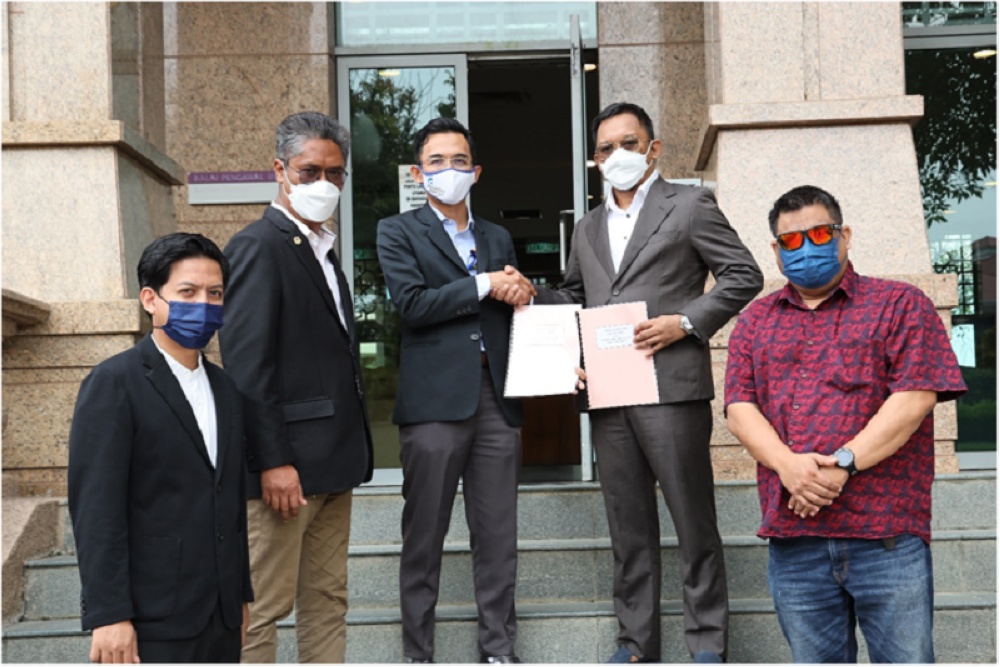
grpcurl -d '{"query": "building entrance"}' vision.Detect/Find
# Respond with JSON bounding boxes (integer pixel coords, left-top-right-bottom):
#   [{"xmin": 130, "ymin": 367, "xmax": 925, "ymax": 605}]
[{"xmin": 337, "ymin": 32, "xmax": 599, "ymax": 485}]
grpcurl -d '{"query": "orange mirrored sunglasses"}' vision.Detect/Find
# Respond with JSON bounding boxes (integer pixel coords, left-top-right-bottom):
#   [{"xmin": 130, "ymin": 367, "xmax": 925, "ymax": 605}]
[{"xmin": 775, "ymin": 223, "xmax": 843, "ymax": 251}]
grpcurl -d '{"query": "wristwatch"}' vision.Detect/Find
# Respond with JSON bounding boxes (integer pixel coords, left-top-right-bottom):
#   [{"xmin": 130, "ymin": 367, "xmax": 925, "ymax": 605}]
[
  {"xmin": 833, "ymin": 447, "xmax": 859, "ymax": 476},
  {"xmin": 679, "ymin": 314, "xmax": 698, "ymax": 338}
]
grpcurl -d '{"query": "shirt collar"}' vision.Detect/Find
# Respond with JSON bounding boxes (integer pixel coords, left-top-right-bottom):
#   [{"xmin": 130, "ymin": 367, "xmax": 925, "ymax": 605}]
[
  {"xmin": 606, "ymin": 170, "xmax": 659, "ymax": 215},
  {"xmin": 428, "ymin": 202, "xmax": 475, "ymax": 232},
  {"xmin": 151, "ymin": 332, "xmax": 204, "ymax": 377},
  {"xmin": 778, "ymin": 260, "xmax": 857, "ymax": 307},
  {"xmin": 271, "ymin": 201, "xmax": 337, "ymax": 249}
]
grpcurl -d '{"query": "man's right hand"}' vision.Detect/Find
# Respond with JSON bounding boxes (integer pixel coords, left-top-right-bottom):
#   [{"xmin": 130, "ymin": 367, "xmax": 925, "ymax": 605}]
[
  {"xmin": 774, "ymin": 452, "xmax": 842, "ymax": 519},
  {"xmin": 488, "ymin": 266, "xmax": 536, "ymax": 305},
  {"xmin": 261, "ymin": 464, "xmax": 307, "ymax": 522},
  {"xmin": 90, "ymin": 619, "xmax": 140, "ymax": 664}
]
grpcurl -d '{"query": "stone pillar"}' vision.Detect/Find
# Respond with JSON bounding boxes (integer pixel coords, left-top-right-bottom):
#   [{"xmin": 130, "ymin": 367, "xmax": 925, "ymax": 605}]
[
  {"xmin": 698, "ymin": 2, "xmax": 958, "ymax": 475},
  {"xmin": 597, "ymin": 2, "xmax": 708, "ymax": 180},
  {"xmin": 1, "ymin": 3, "xmax": 181, "ymax": 495}
]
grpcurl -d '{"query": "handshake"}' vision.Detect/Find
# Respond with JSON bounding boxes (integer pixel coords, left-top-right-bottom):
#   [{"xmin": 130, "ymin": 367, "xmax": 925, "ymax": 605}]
[{"xmin": 486, "ymin": 265, "xmax": 537, "ymax": 306}]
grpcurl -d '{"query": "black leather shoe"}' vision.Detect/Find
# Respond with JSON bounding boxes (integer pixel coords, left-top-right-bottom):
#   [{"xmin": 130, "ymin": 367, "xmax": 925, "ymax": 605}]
[{"xmin": 480, "ymin": 655, "xmax": 522, "ymax": 664}]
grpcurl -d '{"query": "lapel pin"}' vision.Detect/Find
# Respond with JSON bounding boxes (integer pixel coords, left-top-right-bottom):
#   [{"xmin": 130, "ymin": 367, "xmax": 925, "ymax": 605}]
[{"xmin": 293, "ymin": 236, "xmax": 302, "ymax": 245}]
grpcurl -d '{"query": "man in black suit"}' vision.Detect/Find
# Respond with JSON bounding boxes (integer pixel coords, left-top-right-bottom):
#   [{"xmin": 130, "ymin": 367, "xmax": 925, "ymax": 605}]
[
  {"xmin": 219, "ymin": 111, "xmax": 373, "ymax": 663},
  {"xmin": 376, "ymin": 118, "xmax": 536, "ymax": 664},
  {"xmin": 69, "ymin": 233, "xmax": 252, "ymax": 663},
  {"xmin": 512, "ymin": 103, "xmax": 764, "ymax": 663}
]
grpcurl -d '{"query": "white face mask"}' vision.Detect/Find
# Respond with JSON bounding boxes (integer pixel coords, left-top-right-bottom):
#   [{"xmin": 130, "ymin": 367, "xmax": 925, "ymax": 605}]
[
  {"xmin": 600, "ymin": 143, "xmax": 654, "ymax": 192},
  {"xmin": 420, "ymin": 167, "xmax": 476, "ymax": 205},
  {"xmin": 284, "ymin": 172, "xmax": 341, "ymax": 222}
]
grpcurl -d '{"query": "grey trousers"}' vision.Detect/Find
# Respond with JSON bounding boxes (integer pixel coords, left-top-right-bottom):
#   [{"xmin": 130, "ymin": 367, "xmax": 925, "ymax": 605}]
[
  {"xmin": 399, "ymin": 367, "xmax": 522, "ymax": 660},
  {"xmin": 591, "ymin": 400, "xmax": 729, "ymax": 661}
]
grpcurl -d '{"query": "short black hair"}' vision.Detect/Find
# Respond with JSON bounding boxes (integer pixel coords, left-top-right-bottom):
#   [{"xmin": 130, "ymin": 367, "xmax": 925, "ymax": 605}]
[
  {"xmin": 590, "ymin": 102, "xmax": 656, "ymax": 148},
  {"xmin": 413, "ymin": 118, "xmax": 477, "ymax": 165},
  {"xmin": 767, "ymin": 185, "xmax": 844, "ymax": 236},
  {"xmin": 137, "ymin": 233, "xmax": 230, "ymax": 295}
]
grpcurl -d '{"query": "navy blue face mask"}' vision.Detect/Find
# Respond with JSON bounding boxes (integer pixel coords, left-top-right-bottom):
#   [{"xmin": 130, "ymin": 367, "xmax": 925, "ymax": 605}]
[
  {"xmin": 778, "ymin": 236, "xmax": 844, "ymax": 289},
  {"xmin": 154, "ymin": 293, "xmax": 224, "ymax": 349}
]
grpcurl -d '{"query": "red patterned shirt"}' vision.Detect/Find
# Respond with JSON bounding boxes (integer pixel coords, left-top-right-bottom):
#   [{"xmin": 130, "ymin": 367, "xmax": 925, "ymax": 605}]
[{"xmin": 725, "ymin": 263, "xmax": 967, "ymax": 544}]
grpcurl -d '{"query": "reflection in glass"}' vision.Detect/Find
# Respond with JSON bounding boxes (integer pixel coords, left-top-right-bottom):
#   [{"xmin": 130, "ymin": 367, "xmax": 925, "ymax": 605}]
[
  {"xmin": 902, "ymin": 2, "xmax": 997, "ymax": 27},
  {"xmin": 348, "ymin": 67, "xmax": 457, "ymax": 468},
  {"xmin": 338, "ymin": 2, "xmax": 597, "ymax": 47},
  {"xmin": 907, "ymin": 46, "xmax": 997, "ymax": 451}
]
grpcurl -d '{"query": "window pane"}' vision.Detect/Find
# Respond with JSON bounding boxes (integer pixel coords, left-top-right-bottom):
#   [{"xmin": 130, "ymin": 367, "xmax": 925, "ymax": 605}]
[
  {"xmin": 903, "ymin": 2, "xmax": 997, "ymax": 28},
  {"xmin": 907, "ymin": 46, "xmax": 997, "ymax": 452},
  {"xmin": 337, "ymin": 2, "xmax": 597, "ymax": 47}
]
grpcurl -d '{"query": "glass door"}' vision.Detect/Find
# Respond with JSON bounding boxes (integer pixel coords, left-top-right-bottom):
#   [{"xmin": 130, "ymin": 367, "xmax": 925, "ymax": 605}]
[{"xmin": 337, "ymin": 55, "xmax": 468, "ymax": 485}]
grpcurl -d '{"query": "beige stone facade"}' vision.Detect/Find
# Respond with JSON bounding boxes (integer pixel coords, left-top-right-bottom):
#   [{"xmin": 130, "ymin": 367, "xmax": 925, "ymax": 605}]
[{"xmin": 1, "ymin": 2, "xmax": 961, "ymax": 495}]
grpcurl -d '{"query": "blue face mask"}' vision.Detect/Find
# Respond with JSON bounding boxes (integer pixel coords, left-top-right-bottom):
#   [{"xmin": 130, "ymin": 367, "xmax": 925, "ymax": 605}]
[
  {"xmin": 154, "ymin": 293, "xmax": 224, "ymax": 349},
  {"xmin": 778, "ymin": 236, "xmax": 844, "ymax": 289}
]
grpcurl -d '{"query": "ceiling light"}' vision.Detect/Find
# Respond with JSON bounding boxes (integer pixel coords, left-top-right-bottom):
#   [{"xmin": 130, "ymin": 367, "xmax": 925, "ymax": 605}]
[
  {"xmin": 985, "ymin": 181, "xmax": 997, "ymax": 187},
  {"xmin": 584, "ymin": 64, "xmax": 597, "ymax": 72},
  {"xmin": 586, "ymin": 160, "xmax": 596, "ymax": 168},
  {"xmin": 943, "ymin": 209, "xmax": 956, "ymax": 214},
  {"xmin": 378, "ymin": 69, "xmax": 400, "ymax": 77},
  {"xmin": 973, "ymin": 49, "xmax": 996, "ymax": 59}
]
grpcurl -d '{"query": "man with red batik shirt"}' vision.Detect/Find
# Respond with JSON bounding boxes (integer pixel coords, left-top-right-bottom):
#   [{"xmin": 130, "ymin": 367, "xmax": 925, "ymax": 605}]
[{"xmin": 724, "ymin": 185, "xmax": 967, "ymax": 663}]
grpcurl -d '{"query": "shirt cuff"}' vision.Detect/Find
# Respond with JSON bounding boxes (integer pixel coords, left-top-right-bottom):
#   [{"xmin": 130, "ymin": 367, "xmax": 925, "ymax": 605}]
[{"xmin": 475, "ymin": 273, "xmax": 492, "ymax": 301}]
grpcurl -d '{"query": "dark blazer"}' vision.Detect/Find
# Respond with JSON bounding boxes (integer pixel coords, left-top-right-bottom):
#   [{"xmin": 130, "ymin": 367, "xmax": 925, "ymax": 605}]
[
  {"xmin": 376, "ymin": 203, "xmax": 524, "ymax": 427},
  {"xmin": 68, "ymin": 334, "xmax": 253, "ymax": 640},
  {"xmin": 219, "ymin": 206, "xmax": 373, "ymax": 497},
  {"xmin": 536, "ymin": 179, "xmax": 763, "ymax": 403}
]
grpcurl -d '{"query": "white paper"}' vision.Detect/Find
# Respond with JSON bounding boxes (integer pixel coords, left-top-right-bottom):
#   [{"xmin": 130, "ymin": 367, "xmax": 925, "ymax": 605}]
[
  {"xmin": 504, "ymin": 304, "xmax": 582, "ymax": 398},
  {"xmin": 595, "ymin": 324, "xmax": 634, "ymax": 350}
]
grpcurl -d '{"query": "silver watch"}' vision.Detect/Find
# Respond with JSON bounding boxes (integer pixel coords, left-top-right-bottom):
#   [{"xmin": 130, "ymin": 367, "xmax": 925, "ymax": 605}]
[{"xmin": 679, "ymin": 314, "xmax": 697, "ymax": 337}]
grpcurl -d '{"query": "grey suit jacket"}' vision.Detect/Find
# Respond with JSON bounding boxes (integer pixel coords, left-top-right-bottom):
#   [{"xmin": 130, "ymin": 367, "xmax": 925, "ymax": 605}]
[{"xmin": 535, "ymin": 178, "xmax": 763, "ymax": 404}]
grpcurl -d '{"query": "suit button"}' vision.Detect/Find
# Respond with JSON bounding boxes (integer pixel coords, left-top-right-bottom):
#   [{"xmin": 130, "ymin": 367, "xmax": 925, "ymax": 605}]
[
  {"xmin": 218, "ymin": 484, "xmax": 222, "ymax": 494},
  {"xmin": 218, "ymin": 532, "xmax": 224, "ymax": 541},
  {"xmin": 470, "ymin": 333, "xmax": 480, "ymax": 341},
  {"xmin": 612, "ymin": 289, "xmax": 620, "ymax": 297}
]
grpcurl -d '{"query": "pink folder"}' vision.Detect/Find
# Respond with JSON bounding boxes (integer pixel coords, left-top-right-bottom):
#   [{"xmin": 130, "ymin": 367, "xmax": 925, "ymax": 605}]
[{"xmin": 577, "ymin": 302, "xmax": 660, "ymax": 410}]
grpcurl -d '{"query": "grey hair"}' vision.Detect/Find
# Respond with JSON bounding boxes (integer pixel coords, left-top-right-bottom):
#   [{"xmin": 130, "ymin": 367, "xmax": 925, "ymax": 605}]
[{"xmin": 275, "ymin": 112, "xmax": 351, "ymax": 162}]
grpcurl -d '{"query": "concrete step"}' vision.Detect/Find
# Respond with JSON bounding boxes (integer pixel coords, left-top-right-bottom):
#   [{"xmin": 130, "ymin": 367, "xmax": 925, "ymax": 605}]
[
  {"xmin": 4, "ymin": 594, "xmax": 995, "ymax": 664},
  {"xmin": 21, "ymin": 530, "xmax": 996, "ymax": 621},
  {"xmin": 55, "ymin": 472, "xmax": 997, "ymax": 555}
]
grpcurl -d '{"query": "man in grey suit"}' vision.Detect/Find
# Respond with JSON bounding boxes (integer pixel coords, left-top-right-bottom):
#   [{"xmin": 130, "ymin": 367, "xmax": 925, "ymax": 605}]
[
  {"xmin": 514, "ymin": 102, "xmax": 763, "ymax": 663},
  {"xmin": 377, "ymin": 118, "xmax": 535, "ymax": 664}
]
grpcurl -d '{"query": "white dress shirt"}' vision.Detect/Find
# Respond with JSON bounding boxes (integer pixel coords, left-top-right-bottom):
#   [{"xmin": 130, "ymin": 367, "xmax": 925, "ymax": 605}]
[
  {"xmin": 271, "ymin": 202, "xmax": 349, "ymax": 330},
  {"xmin": 606, "ymin": 171, "xmax": 660, "ymax": 273},
  {"xmin": 152, "ymin": 335, "xmax": 218, "ymax": 468}
]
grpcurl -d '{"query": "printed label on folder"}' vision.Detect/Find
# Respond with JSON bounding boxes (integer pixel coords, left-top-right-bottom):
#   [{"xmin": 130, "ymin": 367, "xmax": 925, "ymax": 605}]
[{"xmin": 595, "ymin": 324, "xmax": 634, "ymax": 350}]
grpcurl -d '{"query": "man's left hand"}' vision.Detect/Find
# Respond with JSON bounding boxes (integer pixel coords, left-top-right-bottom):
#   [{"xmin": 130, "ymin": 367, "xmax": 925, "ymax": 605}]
[
  {"xmin": 634, "ymin": 315, "xmax": 686, "ymax": 356},
  {"xmin": 790, "ymin": 466, "xmax": 849, "ymax": 517},
  {"xmin": 241, "ymin": 603, "xmax": 250, "ymax": 648}
]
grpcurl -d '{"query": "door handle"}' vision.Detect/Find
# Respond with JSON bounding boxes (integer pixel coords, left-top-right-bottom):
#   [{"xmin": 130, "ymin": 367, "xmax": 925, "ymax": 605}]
[{"xmin": 559, "ymin": 209, "xmax": 575, "ymax": 274}]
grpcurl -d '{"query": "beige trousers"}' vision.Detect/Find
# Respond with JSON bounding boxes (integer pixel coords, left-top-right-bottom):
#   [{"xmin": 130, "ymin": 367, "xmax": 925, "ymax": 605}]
[{"xmin": 241, "ymin": 491, "xmax": 353, "ymax": 664}]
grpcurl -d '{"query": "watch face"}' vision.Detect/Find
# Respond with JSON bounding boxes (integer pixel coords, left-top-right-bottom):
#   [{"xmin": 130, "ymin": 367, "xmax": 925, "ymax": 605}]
[{"xmin": 835, "ymin": 448, "xmax": 854, "ymax": 466}]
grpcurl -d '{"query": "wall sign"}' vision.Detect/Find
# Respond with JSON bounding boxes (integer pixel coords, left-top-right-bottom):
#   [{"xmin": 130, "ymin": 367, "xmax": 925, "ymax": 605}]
[
  {"xmin": 188, "ymin": 171, "xmax": 279, "ymax": 205},
  {"xmin": 399, "ymin": 165, "xmax": 427, "ymax": 213}
]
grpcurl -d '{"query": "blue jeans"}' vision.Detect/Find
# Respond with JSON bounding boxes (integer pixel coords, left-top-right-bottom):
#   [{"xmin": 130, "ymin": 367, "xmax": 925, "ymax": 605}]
[{"xmin": 768, "ymin": 535, "xmax": 934, "ymax": 663}]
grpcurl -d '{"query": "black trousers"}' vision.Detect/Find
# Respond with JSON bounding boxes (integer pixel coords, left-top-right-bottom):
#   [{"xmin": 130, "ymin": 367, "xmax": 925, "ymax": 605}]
[
  {"xmin": 137, "ymin": 600, "xmax": 241, "ymax": 663},
  {"xmin": 398, "ymin": 367, "xmax": 523, "ymax": 660}
]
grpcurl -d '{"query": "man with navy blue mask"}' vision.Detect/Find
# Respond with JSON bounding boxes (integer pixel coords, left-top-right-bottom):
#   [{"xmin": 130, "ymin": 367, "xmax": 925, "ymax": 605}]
[
  {"xmin": 69, "ymin": 233, "xmax": 253, "ymax": 663},
  {"xmin": 377, "ymin": 118, "xmax": 535, "ymax": 664},
  {"xmin": 726, "ymin": 186, "xmax": 967, "ymax": 662}
]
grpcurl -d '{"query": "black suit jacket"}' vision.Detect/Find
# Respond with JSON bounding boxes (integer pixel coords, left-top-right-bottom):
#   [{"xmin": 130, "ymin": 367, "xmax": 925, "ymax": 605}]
[
  {"xmin": 536, "ymin": 180, "xmax": 763, "ymax": 404},
  {"xmin": 376, "ymin": 203, "xmax": 524, "ymax": 427},
  {"xmin": 219, "ymin": 206, "xmax": 373, "ymax": 496},
  {"xmin": 68, "ymin": 334, "xmax": 253, "ymax": 640}
]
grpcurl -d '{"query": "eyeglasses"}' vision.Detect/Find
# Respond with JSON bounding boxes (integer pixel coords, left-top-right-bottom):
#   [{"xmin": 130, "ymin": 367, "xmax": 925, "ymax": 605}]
[
  {"xmin": 595, "ymin": 135, "xmax": 644, "ymax": 162},
  {"xmin": 423, "ymin": 156, "xmax": 473, "ymax": 171},
  {"xmin": 284, "ymin": 162, "xmax": 348, "ymax": 185},
  {"xmin": 775, "ymin": 223, "xmax": 844, "ymax": 251}
]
